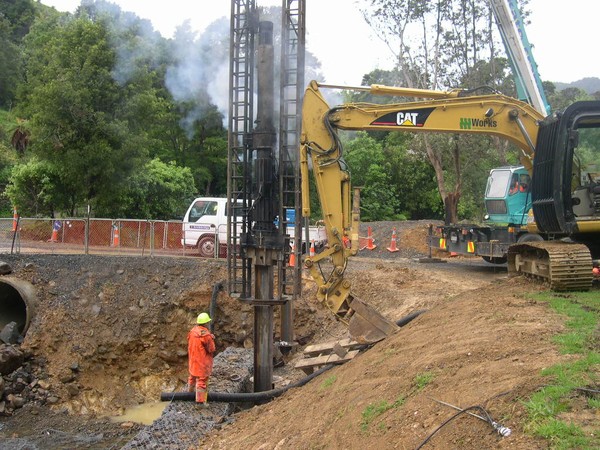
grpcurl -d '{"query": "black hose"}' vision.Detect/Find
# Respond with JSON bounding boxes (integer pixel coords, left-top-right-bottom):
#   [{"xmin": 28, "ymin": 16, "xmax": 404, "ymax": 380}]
[
  {"xmin": 161, "ymin": 364, "xmax": 334, "ymax": 403},
  {"xmin": 162, "ymin": 310, "xmax": 426, "ymax": 404},
  {"xmin": 396, "ymin": 309, "xmax": 427, "ymax": 327},
  {"xmin": 208, "ymin": 281, "xmax": 224, "ymax": 334}
]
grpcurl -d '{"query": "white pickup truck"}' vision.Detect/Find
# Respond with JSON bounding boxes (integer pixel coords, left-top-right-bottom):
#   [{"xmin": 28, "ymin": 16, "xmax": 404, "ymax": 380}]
[{"xmin": 181, "ymin": 197, "xmax": 327, "ymax": 257}]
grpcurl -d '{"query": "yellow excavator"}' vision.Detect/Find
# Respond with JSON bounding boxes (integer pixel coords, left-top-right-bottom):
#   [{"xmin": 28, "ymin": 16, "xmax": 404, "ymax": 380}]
[{"xmin": 300, "ymin": 80, "xmax": 600, "ymax": 343}]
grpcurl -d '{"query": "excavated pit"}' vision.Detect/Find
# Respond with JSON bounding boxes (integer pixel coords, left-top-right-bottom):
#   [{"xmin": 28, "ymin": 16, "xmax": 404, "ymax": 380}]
[{"xmin": 0, "ymin": 254, "xmax": 330, "ymax": 449}]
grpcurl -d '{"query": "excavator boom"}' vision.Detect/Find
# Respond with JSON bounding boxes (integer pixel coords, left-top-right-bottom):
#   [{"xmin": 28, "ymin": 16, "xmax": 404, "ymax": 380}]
[{"xmin": 300, "ymin": 81, "xmax": 598, "ymax": 341}]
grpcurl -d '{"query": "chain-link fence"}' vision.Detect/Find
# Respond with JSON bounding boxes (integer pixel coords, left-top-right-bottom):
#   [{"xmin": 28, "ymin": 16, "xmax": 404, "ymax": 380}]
[{"xmin": 0, "ymin": 218, "xmax": 221, "ymax": 258}]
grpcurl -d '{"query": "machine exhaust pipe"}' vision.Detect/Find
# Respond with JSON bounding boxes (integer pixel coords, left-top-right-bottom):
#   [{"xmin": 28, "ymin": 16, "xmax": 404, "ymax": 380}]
[{"xmin": 0, "ymin": 277, "xmax": 37, "ymax": 336}]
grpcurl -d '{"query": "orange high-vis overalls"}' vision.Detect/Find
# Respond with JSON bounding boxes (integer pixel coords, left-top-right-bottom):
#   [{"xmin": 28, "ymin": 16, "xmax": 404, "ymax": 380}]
[{"xmin": 187, "ymin": 325, "xmax": 216, "ymax": 403}]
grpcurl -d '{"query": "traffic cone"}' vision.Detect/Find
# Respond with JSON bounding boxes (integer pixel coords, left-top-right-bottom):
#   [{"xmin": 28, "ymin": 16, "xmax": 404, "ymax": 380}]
[
  {"xmin": 288, "ymin": 243, "xmax": 296, "ymax": 267},
  {"xmin": 112, "ymin": 224, "xmax": 120, "ymax": 247},
  {"xmin": 361, "ymin": 226, "xmax": 377, "ymax": 250},
  {"xmin": 12, "ymin": 206, "xmax": 18, "ymax": 232},
  {"xmin": 310, "ymin": 240, "xmax": 315, "ymax": 258},
  {"xmin": 387, "ymin": 227, "xmax": 400, "ymax": 253}
]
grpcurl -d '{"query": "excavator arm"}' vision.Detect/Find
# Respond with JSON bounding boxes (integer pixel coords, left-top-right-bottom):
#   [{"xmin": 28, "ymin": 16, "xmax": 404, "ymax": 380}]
[{"xmin": 300, "ymin": 80, "xmax": 545, "ymax": 342}]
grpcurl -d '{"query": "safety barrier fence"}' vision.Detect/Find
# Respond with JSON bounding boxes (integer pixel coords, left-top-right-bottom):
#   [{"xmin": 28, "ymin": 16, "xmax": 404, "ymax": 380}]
[{"xmin": 0, "ymin": 218, "xmax": 224, "ymax": 258}]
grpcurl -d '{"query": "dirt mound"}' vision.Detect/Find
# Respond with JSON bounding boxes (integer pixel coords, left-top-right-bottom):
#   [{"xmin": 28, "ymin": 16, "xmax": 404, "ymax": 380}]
[
  {"xmin": 200, "ymin": 277, "xmax": 561, "ymax": 449},
  {"xmin": 358, "ymin": 220, "xmax": 447, "ymax": 259}
]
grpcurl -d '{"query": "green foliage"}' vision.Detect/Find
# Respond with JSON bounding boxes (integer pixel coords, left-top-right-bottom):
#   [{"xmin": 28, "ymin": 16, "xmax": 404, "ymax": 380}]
[
  {"xmin": 360, "ymin": 397, "xmax": 405, "ymax": 432},
  {"xmin": 547, "ymin": 85, "xmax": 594, "ymax": 111},
  {"xmin": 0, "ymin": 21, "xmax": 22, "ymax": 108},
  {"xmin": 319, "ymin": 375, "xmax": 337, "ymax": 390},
  {"xmin": 535, "ymin": 419, "xmax": 588, "ymax": 450},
  {"xmin": 5, "ymin": 157, "xmax": 62, "ymax": 216},
  {"xmin": 113, "ymin": 158, "xmax": 196, "ymax": 220},
  {"xmin": 522, "ymin": 291, "xmax": 600, "ymax": 449},
  {"xmin": 0, "ymin": 0, "xmax": 37, "ymax": 42},
  {"xmin": 413, "ymin": 371, "xmax": 435, "ymax": 390},
  {"xmin": 4, "ymin": 2, "xmax": 228, "ymax": 218},
  {"xmin": 384, "ymin": 133, "xmax": 443, "ymax": 219}
]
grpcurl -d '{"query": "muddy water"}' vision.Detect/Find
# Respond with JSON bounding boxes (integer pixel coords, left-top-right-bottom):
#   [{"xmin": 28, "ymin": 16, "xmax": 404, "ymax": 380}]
[{"xmin": 111, "ymin": 401, "xmax": 168, "ymax": 425}]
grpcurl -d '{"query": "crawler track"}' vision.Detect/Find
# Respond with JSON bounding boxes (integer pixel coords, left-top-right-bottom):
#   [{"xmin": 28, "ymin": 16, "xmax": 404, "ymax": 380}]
[{"xmin": 508, "ymin": 241, "xmax": 593, "ymax": 291}]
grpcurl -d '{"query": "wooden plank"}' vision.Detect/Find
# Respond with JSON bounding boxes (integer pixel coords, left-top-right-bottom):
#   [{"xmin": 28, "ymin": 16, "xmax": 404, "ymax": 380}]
[
  {"xmin": 295, "ymin": 349, "xmax": 360, "ymax": 374},
  {"xmin": 303, "ymin": 338, "xmax": 360, "ymax": 357}
]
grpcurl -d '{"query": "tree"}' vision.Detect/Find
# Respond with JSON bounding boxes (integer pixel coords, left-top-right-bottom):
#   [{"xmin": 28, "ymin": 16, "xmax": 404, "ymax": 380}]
[
  {"xmin": 4, "ymin": 158, "xmax": 63, "ymax": 216},
  {"xmin": 106, "ymin": 158, "xmax": 196, "ymax": 220},
  {"xmin": 17, "ymin": 16, "xmax": 149, "ymax": 216},
  {"xmin": 361, "ymin": 0, "xmax": 523, "ymax": 223},
  {"xmin": 343, "ymin": 132, "xmax": 401, "ymax": 220},
  {"xmin": 0, "ymin": 18, "xmax": 22, "ymax": 107}
]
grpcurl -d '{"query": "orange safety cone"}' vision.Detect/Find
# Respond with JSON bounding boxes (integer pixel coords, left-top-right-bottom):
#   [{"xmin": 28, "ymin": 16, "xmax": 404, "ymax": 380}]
[
  {"xmin": 112, "ymin": 224, "xmax": 120, "ymax": 247},
  {"xmin": 361, "ymin": 226, "xmax": 377, "ymax": 250},
  {"xmin": 48, "ymin": 220, "xmax": 61, "ymax": 242},
  {"xmin": 386, "ymin": 227, "xmax": 400, "ymax": 253},
  {"xmin": 288, "ymin": 243, "xmax": 296, "ymax": 267},
  {"xmin": 12, "ymin": 206, "xmax": 18, "ymax": 232},
  {"xmin": 309, "ymin": 240, "xmax": 316, "ymax": 258}
]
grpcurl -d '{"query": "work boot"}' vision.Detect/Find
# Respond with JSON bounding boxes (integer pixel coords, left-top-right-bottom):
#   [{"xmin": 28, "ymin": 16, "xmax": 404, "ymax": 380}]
[{"xmin": 195, "ymin": 389, "xmax": 207, "ymax": 403}]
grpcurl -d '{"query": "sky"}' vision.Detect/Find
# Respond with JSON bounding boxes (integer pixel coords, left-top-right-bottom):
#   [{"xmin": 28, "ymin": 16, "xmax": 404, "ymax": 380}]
[{"xmin": 38, "ymin": 0, "xmax": 599, "ymax": 85}]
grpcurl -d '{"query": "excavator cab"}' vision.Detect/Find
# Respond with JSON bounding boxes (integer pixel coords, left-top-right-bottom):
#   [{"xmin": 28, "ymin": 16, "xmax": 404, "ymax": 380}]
[
  {"xmin": 484, "ymin": 166, "xmax": 531, "ymax": 226},
  {"xmin": 532, "ymin": 101, "xmax": 600, "ymax": 241}
]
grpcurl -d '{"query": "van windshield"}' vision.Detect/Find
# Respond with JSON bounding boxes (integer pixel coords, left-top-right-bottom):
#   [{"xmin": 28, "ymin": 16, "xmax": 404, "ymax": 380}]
[{"xmin": 189, "ymin": 201, "xmax": 218, "ymax": 222}]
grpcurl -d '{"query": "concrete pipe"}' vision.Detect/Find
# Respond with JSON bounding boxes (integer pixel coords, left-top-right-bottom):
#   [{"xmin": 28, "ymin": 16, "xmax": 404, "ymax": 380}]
[{"xmin": 0, "ymin": 277, "xmax": 36, "ymax": 336}]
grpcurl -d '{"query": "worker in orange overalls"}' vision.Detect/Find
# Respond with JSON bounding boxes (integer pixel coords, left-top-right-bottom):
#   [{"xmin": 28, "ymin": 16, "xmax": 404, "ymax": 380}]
[{"xmin": 187, "ymin": 312, "xmax": 216, "ymax": 403}]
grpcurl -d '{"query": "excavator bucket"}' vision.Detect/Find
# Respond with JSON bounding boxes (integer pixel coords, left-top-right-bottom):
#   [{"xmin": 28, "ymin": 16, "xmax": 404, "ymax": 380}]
[{"xmin": 347, "ymin": 297, "xmax": 398, "ymax": 344}]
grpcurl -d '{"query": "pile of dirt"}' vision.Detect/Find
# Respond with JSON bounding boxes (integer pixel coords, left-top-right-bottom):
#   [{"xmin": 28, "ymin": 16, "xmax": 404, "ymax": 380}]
[
  {"xmin": 358, "ymin": 220, "xmax": 447, "ymax": 259},
  {"xmin": 200, "ymin": 276, "xmax": 566, "ymax": 449}
]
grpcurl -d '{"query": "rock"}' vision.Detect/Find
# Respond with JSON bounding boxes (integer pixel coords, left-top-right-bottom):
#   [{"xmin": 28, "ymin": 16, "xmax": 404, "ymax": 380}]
[
  {"xmin": 0, "ymin": 322, "xmax": 22, "ymax": 345},
  {"xmin": 59, "ymin": 373, "xmax": 75, "ymax": 383},
  {"xmin": 157, "ymin": 350, "xmax": 179, "ymax": 364},
  {"xmin": 38, "ymin": 380, "xmax": 51, "ymax": 390},
  {"xmin": 66, "ymin": 384, "xmax": 79, "ymax": 397},
  {"xmin": 47, "ymin": 396, "xmax": 59, "ymax": 404},
  {"xmin": 0, "ymin": 377, "xmax": 4, "ymax": 397},
  {"xmin": 0, "ymin": 261, "xmax": 12, "ymax": 275},
  {"xmin": 9, "ymin": 395, "xmax": 25, "ymax": 409},
  {"xmin": 120, "ymin": 421, "xmax": 135, "ymax": 428},
  {"xmin": 0, "ymin": 401, "xmax": 5, "ymax": 415},
  {"xmin": 70, "ymin": 362, "xmax": 80, "ymax": 372},
  {"xmin": 0, "ymin": 344, "xmax": 24, "ymax": 375}
]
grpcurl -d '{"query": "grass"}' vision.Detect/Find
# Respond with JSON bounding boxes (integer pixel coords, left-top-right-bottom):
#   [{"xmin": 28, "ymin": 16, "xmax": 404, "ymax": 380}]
[
  {"xmin": 319, "ymin": 375, "xmax": 337, "ymax": 390},
  {"xmin": 414, "ymin": 371, "xmax": 435, "ymax": 391},
  {"xmin": 523, "ymin": 290, "xmax": 599, "ymax": 449},
  {"xmin": 360, "ymin": 397, "xmax": 405, "ymax": 432}
]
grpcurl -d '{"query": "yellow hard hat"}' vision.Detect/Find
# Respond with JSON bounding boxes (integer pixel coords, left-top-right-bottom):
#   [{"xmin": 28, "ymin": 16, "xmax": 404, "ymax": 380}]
[{"xmin": 196, "ymin": 312, "xmax": 211, "ymax": 324}]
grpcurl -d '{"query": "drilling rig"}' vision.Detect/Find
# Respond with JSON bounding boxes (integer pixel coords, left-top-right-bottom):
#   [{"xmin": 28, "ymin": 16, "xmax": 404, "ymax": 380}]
[{"xmin": 226, "ymin": 0, "xmax": 306, "ymax": 393}]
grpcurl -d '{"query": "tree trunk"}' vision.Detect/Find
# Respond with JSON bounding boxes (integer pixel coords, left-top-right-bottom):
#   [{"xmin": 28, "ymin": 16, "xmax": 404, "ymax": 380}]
[{"xmin": 444, "ymin": 192, "xmax": 460, "ymax": 225}]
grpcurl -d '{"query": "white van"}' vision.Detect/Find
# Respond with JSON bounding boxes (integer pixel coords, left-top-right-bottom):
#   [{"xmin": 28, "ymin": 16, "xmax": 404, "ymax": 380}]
[
  {"xmin": 181, "ymin": 197, "xmax": 230, "ymax": 257},
  {"xmin": 182, "ymin": 197, "xmax": 327, "ymax": 257}
]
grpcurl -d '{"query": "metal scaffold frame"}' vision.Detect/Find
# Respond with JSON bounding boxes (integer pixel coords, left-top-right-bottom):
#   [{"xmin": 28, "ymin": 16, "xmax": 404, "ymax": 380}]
[
  {"xmin": 278, "ymin": 0, "xmax": 306, "ymax": 341},
  {"xmin": 227, "ymin": 0, "xmax": 257, "ymax": 300}
]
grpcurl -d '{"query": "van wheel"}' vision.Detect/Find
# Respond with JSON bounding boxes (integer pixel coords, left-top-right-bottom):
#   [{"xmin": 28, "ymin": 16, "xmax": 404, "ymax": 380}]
[{"xmin": 197, "ymin": 236, "xmax": 215, "ymax": 258}]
